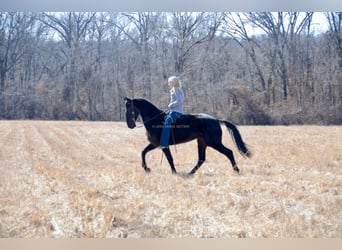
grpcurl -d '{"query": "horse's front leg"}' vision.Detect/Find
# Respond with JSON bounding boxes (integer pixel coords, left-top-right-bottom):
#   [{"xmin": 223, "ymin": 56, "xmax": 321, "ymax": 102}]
[
  {"xmin": 162, "ymin": 147, "xmax": 177, "ymax": 174},
  {"xmin": 141, "ymin": 143, "xmax": 156, "ymax": 173}
]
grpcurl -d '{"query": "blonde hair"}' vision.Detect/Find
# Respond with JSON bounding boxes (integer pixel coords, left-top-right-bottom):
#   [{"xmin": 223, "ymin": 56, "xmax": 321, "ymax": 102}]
[{"xmin": 168, "ymin": 76, "xmax": 182, "ymax": 88}]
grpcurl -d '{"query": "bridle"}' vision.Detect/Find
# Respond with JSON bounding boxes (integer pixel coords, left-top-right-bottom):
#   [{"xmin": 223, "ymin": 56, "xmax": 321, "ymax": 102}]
[{"xmin": 129, "ymin": 100, "xmax": 137, "ymax": 126}]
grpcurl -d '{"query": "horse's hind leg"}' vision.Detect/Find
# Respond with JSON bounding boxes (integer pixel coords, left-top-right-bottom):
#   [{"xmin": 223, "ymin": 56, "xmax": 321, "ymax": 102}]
[
  {"xmin": 162, "ymin": 147, "xmax": 177, "ymax": 174},
  {"xmin": 188, "ymin": 138, "xmax": 207, "ymax": 176},
  {"xmin": 142, "ymin": 143, "xmax": 156, "ymax": 173},
  {"xmin": 210, "ymin": 142, "xmax": 239, "ymax": 173}
]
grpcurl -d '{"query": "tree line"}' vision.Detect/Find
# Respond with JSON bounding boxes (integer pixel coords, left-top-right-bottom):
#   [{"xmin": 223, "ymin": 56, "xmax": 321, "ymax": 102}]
[{"xmin": 0, "ymin": 12, "xmax": 341, "ymax": 124}]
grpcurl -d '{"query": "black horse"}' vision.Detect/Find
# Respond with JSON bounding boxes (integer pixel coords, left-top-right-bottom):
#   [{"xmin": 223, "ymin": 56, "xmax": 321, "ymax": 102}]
[{"xmin": 124, "ymin": 97, "xmax": 251, "ymax": 176}]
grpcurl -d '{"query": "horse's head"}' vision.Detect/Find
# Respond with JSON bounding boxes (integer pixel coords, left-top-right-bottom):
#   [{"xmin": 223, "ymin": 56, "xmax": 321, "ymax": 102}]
[{"xmin": 124, "ymin": 97, "xmax": 140, "ymax": 129}]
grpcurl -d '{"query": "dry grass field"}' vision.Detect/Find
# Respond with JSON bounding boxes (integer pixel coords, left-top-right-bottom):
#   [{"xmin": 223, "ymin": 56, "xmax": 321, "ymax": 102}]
[{"xmin": 0, "ymin": 120, "xmax": 341, "ymax": 238}]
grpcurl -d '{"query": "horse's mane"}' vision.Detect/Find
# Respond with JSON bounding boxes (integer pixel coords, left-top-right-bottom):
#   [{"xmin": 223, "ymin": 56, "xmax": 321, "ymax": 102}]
[{"xmin": 133, "ymin": 98, "xmax": 163, "ymax": 114}]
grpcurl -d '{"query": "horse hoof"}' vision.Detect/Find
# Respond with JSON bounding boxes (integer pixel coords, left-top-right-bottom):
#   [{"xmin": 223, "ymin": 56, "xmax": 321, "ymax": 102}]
[
  {"xmin": 144, "ymin": 167, "xmax": 151, "ymax": 173},
  {"xmin": 187, "ymin": 173, "xmax": 195, "ymax": 178},
  {"xmin": 177, "ymin": 172, "xmax": 193, "ymax": 179},
  {"xmin": 233, "ymin": 166, "xmax": 240, "ymax": 173}
]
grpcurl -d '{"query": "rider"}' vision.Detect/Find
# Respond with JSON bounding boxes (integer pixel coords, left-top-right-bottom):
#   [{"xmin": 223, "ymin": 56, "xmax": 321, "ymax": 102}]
[{"xmin": 159, "ymin": 76, "xmax": 184, "ymax": 149}]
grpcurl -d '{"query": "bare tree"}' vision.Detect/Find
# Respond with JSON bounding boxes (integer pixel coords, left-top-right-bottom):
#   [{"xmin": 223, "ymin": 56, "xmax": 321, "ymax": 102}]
[
  {"xmin": 325, "ymin": 12, "xmax": 342, "ymax": 108},
  {"xmin": 326, "ymin": 12, "xmax": 342, "ymax": 69},
  {"xmin": 168, "ymin": 12, "xmax": 220, "ymax": 75},
  {"xmin": 221, "ymin": 13, "xmax": 268, "ymax": 101},
  {"xmin": 41, "ymin": 12, "xmax": 96, "ymax": 119},
  {"xmin": 223, "ymin": 12, "xmax": 313, "ymax": 103},
  {"xmin": 114, "ymin": 12, "xmax": 161, "ymax": 101},
  {"xmin": 0, "ymin": 12, "xmax": 37, "ymax": 118}
]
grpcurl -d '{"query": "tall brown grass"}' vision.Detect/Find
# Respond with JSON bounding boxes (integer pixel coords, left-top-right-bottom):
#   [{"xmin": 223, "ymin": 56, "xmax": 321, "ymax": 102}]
[{"xmin": 0, "ymin": 121, "xmax": 341, "ymax": 237}]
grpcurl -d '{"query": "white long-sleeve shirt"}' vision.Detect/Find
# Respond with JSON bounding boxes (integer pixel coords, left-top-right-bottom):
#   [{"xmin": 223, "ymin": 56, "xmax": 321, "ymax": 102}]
[{"xmin": 168, "ymin": 87, "xmax": 184, "ymax": 114}]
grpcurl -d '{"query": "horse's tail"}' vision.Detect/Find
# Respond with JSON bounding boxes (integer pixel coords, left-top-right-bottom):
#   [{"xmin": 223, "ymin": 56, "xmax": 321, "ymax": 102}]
[{"xmin": 220, "ymin": 120, "xmax": 251, "ymax": 158}]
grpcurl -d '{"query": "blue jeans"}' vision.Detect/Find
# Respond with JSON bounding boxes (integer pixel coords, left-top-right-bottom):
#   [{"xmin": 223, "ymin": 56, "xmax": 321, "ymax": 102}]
[{"xmin": 160, "ymin": 111, "xmax": 182, "ymax": 147}]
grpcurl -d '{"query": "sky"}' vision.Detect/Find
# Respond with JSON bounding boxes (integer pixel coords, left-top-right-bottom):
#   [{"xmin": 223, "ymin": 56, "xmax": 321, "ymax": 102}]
[
  {"xmin": 244, "ymin": 12, "xmax": 329, "ymax": 36},
  {"xmin": 1, "ymin": 0, "xmax": 342, "ymax": 12}
]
